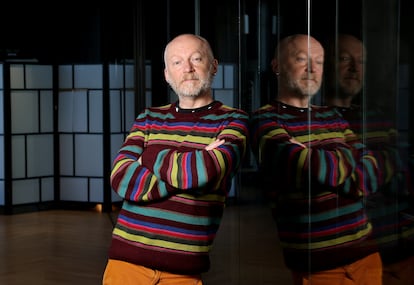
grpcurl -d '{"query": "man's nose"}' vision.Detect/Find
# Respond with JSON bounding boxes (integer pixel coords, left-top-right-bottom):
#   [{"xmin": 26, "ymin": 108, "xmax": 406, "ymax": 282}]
[
  {"xmin": 347, "ymin": 59, "xmax": 360, "ymax": 72},
  {"xmin": 183, "ymin": 60, "xmax": 195, "ymax": 72},
  {"xmin": 307, "ymin": 60, "xmax": 320, "ymax": 73}
]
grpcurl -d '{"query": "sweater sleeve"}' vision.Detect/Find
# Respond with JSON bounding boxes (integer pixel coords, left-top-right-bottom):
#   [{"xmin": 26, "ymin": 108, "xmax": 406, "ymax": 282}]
[
  {"xmin": 251, "ymin": 111, "xmax": 381, "ymax": 197},
  {"xmin": 111, "ymin": 109, "xmax": 248, "ymax": 202},
  {"xmin": 109, "ymin": 116, "xmax": 168, "ymax": 203},
  {"xmin": 140, "ymin": 113, "xmax": 248, "ymax": 194}
]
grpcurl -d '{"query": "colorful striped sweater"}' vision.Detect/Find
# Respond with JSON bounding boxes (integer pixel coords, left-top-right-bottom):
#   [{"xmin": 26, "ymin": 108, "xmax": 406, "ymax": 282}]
[
  {"xmin": 250, "ymin": 100, "xmax": 382, "ymax": 272},
  {"xmin": 108, "ymin": 100, "xmax": 248, "ymax": 274}
]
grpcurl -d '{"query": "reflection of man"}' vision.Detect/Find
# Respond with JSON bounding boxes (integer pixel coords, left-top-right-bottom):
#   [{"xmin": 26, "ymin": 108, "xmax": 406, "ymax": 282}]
[
  {"xmin": 323, "ymin": 33, "xmax": 414, "ymax": 285},
  {"xmin": 250, "ymin": 34, "xmax": 383, "ymax": 285},
  {"xmin": 324, "ymin": 33, "xmax": 365, "ymax": 106}
]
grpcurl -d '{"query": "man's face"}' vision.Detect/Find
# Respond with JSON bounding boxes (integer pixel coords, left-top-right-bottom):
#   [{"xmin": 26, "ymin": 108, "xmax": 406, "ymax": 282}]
[
  {"xmin": 164, "ymin": 36, "xmax": 216, "ymax": 98},
  {"xmin": 335, "ymin": 36, "xmax": 365, "ymax": 97},
  {"xmin": 279, "ymin": 37, "xmax": 324, "ymax": 98}
]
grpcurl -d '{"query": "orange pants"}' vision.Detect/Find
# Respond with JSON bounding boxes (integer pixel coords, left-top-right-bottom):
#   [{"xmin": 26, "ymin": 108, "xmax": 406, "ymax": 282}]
[
  {"xmin": 382, "ymin": 255, "xmax": 414, "ymax": 285},
  {"xmin": 291, "ymin": 252, "xmax": 382, "ymax": 285},
  {"xmin": 102, "ymin": 259, "xmax": 203, "ymax": 285}
]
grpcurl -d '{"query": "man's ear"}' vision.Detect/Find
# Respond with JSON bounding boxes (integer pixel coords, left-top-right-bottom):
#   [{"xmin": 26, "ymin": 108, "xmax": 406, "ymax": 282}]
[
  {"xmin": 271, "ymin": 58, "xmax": 279, "ymax": 74},
  {"xmin": 211, "ymin": 59, "xmax": 218, "ymax": 75}
]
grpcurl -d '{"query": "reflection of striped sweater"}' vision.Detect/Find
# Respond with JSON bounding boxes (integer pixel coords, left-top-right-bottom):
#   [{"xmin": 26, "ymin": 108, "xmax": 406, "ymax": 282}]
[
  {"xmin": 108, "ymin": 101, "xmax": 248, "ymax": 274},
  {"xmin": 250, "ymin": 101, "xmax": 382, "ymax": 272},
  {"xmin": 336, "ymin": 104, "xmax": 414, "ymax": 264}
]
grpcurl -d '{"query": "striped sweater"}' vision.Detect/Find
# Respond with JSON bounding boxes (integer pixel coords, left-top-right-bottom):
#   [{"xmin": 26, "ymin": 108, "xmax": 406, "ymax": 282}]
[
  {"xmin": 250, "ymin": 100, "xmax": 382, "ymax": 272},
  {"xmin": 108, "ymin": 100, "xmax": 248, "ymax": 274}
]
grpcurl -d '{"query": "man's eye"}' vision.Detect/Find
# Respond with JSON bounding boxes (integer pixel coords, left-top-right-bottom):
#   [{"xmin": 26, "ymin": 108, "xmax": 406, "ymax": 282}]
[{"xmin": 339, "ymin": 56, "xmax": 351, "ymax": 62}]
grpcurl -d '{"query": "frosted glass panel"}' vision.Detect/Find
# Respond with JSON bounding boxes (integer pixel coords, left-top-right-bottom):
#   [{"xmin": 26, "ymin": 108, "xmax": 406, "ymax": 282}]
[
  {"xmin": 0, "ymin": 90, "xmax": 3, "ymax": 133},
  {"xmin": 0, "ymin": 64, "xmax": 3, "ymax": 89},
  {"xmin": 10, "ymin": 65, "xmax": 25, "ymax": 89},
  {"xmin": 0, "ymin": 181, "xmax": 4, "ymax": 205},
  {"xmin": 58, "ymin": 90, "xmax": 87, "ymax": 132},
  {"xmin": 125, "ymin": 64, "xmax": 134, "ymax": 88},
  {"xmin": 90, "ymin": 178, "xmax": 104, "ymax": 202},
  {"xmin": 224, "ymin": 65, "xmax": 235, "ymax": 89},
  {"xmin": 89, "ymin": 90, "xmax": 103, "ymax": 133},
  {"xmin": 109, "ymin": 64, "xmax": 124, "ymax": 89},
  {"xmin": 11, "ymin": 136, "xmax": 26, "ymax": 179},
  {"xmin": 27, "ymin": 135, "xmax": 54, "ymax": 177},
  {"xmin": 59, "ymin": 65, "xmax": 73, "ymax": 89},
  {"xmin": 111, "ymin": 189, "xmax": 122, "ymax": 202},
  {"xmin": 75, "ymin": 134, "xmax": 103, "ymax": 176},
  {"xmin": 41, "ymin": 177, "xmax": 54, "ymax": 201},
  {"xmin": 110, "ymin": 90, "xmax": 121, "ymax": 132},
  {"xmin": 109, "ymin": 90, "xmax": 135, "ymax": 130},
  {"xmin": 146, "ymin": 91, "xmax": 152, "ymax": 108},
  {"xmin": 111, "ymin": 134, "xmax": 125, "ymax": 162},
  {"xmin": 109, "ymin": 63, "xmax": 134, "ymax": 88},
  {"xmin": 59, "ymin": 134, "xmax": 74, "ymax": 175},
  {"xmin": 214, "ymin": 90, "xmax": 234, "ymax": 108},
  {"xmin": 145, "ymin": 65, "xmax": 152, "ymax": 88},
  {"xmin": 26, "ymin": 65, "xmax": 53, "ymax": 89},
  {"xmin": 60, "ymin": 177, "xmax": 88, "ymax": 201},
  {"xmin": 125, "ymin": 91, "xmax": 136, "ymax": 127},
  {"xmin": 4, "ymin": 61, "xmax": 135, "ymax": 207},
  {"xmin": 12, "ymin": 179, "xmax": 39, "ymax": 204},
  {"xmin": 211, "ymin": 65, "xmax": 223, "ymax": 89},
  {"xmin": 40, "ymin": 90, "xmax": 53, "ymax": 132},
  {"xmin": 0, "ymin": 137, "xmax": 4, "ymax": 179},
  {"xmin": 74, "ymin": 65, "xmax": 102, "ymax": 89},
  {"xmin": 11, "ymin": 91, "xmax": 39, "ymax": 133}
]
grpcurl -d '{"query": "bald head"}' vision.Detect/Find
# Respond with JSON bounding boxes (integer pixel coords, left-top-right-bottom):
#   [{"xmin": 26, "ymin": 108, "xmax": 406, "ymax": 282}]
[
  {"xmin": 164, "ymin": 34, "xmax": 214, "ymax": 66},
  {"xmin": 274, "ymin": 34, "xmax": 324, "ymax": 61},
  {"xmin": 162, "ymin": 34, "xmax": 218, "ymax": 102}
]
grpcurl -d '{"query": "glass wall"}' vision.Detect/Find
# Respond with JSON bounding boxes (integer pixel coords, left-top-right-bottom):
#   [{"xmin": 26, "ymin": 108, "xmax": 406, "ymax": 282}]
[{"xmin": 0, "ymin": 0, "xmax": 413, "ymax": 282}]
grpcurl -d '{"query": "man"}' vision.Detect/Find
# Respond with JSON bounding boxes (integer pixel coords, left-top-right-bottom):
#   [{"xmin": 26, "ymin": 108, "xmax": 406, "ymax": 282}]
[
  {"xmin": 103, "ymin": 34, "xmax": 249, "ymax": 285},
  {"xmin": 250, "ymin": 34, "xmax": 383, "ymax": 284},
  {"xmin": 324, "ymin": 34, "xmax": 414, "ymax": 285}
]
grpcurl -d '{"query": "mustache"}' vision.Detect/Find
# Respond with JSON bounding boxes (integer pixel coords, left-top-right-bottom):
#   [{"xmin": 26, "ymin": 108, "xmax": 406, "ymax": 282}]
[
  {"xmin": 344, "ymin": 75, "xmax": 360, "ymax": 80},
  {"xmin": 182, "ymin": 75, "xmax": 199, "ymax": 81},
  {"xmin": 301, "ymin": 76, "xmax": 317, "ymax": 81}
]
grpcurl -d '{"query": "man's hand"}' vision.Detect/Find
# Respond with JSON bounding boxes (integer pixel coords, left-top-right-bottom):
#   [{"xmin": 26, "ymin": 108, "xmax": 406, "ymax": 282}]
[
  {"xmin": 289, "ymin": 138, "xmax": 306, "ymax": 148},
  {"xmin": 205, "ymin": 138, "xmax": 225, "ymax": 151}
]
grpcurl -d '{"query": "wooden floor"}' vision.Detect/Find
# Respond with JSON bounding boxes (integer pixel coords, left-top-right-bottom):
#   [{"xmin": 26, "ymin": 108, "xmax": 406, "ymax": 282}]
[
  {"xmin": 0, "ymin": 207, "xmax": 115, "ymax": 285},
  {"xmin": 0, "ymin": 194, "xmax": 293, "ymax": 285}
]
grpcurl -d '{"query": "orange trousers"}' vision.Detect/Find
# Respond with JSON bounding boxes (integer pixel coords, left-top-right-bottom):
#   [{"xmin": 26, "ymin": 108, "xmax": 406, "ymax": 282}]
[
  {"xmin": 102, "ymin": 259, "xmax": 203, "ymax": 285},
  {"xmin": 291, "ymin": 252, "xmax": 383, "ymax": 285},
  {"xmin": 382, "ymin": 255, "xmax": 414, "ymax": 285}
]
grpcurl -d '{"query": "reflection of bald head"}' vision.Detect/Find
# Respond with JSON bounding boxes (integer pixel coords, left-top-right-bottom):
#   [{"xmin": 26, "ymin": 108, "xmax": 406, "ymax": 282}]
[
  {"xmin": 327, "ymin": 34, "xmax": 366, "ymax": 60},
  {"xmin": 275, "ymin": 34, "xmax": 324, "ymax": 60},
  {"xmin": 337, "ymin": 34, "xmax": 363, "ymax": 46}
]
